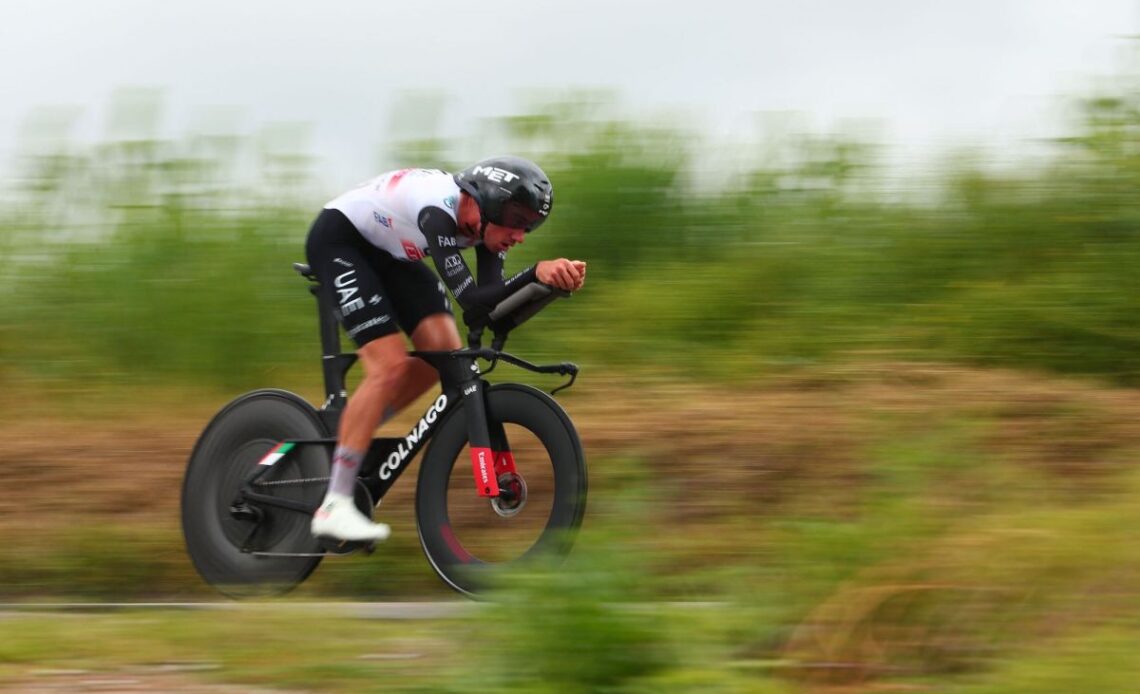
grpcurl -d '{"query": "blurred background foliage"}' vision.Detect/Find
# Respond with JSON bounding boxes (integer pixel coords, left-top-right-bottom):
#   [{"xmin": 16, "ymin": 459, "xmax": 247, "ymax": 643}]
[
  {"xmin": 3, "ymin": 65, "xmax": 1140, "ymax": 692},
  {"xmin": 1, "ymin": 68, "xmax": 1137, "ymax": 394}
]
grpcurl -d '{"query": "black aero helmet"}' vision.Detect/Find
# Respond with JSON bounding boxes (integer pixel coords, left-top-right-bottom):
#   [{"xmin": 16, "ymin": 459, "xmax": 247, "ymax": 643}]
[{"xmin": 453, "ymin": 155, "xmax": 553, "ymax": 233}]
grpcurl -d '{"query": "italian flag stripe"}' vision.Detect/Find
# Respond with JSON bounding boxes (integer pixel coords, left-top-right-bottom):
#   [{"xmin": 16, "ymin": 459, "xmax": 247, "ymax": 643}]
[{"xmin": 258, "ymin": 442, "xmax": 295, "ymax": 466}]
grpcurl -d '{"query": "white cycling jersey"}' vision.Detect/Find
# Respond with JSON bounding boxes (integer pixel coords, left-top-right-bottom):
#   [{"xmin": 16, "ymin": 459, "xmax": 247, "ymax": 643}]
[{"xmin": 324, "ymin": 168, "xmax": 479, "ymax": 261}]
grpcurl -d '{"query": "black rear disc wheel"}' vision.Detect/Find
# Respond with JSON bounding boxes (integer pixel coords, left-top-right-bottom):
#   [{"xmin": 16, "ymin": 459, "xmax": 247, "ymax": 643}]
[{"xmin": 181, "ymin": 390, "xmax": 329, "ymax": 598}]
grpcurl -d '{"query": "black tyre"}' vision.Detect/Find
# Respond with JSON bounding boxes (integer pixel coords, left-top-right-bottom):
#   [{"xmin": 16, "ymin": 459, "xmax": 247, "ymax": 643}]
[
  {"xmin": 416, "ymin": 384, "xmax": 587, "ymax": 595},
  {"xmin": 181, "ymin": 390, "xmax": 330, "ymax": 597}
]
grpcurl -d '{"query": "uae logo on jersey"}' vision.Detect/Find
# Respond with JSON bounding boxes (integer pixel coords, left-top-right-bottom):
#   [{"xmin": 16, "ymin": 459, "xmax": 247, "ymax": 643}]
[{"xmin": 402, "ymin": 240, "xmax": 425, "ymax": 261}]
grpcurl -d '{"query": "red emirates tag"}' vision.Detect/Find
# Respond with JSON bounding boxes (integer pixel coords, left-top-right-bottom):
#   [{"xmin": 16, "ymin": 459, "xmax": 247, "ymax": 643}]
[{"xmin": 402, "ymin": 240, "xmax": 424, "ymax": 261}]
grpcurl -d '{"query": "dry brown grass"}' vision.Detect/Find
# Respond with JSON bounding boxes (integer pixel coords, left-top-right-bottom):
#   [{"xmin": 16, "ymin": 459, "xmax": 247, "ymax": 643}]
[
  {"xmin": 1, "ymin": 362, "xmax": 1138, "ymax": 597},
  {"xmin": 1, "ymin": 363, "xmax": 1137, "ymax": 524}
]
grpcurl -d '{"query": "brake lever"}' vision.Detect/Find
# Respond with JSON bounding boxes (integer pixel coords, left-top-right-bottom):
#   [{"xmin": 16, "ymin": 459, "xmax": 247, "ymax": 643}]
[{"xmin": 550, "ymin": 364, "xmax": 578, "ymax": 396}]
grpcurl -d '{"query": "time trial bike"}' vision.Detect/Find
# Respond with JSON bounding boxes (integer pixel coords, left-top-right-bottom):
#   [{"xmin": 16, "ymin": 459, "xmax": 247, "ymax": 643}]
[{"xmin": 181, "ymin": 262, "xmax": 587, "ymax": 597}]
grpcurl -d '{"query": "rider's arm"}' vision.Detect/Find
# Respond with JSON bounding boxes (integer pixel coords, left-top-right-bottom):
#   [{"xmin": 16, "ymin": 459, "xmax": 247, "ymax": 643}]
[{"xmin": 420, "ymin": 207, "xmax": 537, "ymax": 324}]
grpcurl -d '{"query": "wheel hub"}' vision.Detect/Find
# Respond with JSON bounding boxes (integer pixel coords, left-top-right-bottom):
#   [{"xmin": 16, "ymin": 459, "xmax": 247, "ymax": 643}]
[
  {"xmin": 491, "ymin": 472, "xmax": 527, "ymax": 517},
  {"xmin": 229, "ymin": 501, "xmax": 264, "ymax": 523}
]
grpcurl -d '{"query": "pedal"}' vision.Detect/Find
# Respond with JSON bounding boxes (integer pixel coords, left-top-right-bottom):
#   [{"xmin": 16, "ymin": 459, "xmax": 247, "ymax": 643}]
[{"xmin": 316, "ymin": 535, "xmax": 371, "ymax": 556}]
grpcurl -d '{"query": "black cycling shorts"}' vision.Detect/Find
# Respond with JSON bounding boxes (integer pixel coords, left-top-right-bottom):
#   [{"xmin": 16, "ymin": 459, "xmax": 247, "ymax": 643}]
[{"xmin": 305, "ymin": 208, "xmax": 452, "ymax": 347}]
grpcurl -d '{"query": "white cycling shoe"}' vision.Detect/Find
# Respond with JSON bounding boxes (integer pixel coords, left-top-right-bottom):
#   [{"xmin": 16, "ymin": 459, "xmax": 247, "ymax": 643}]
[{"xmin": 310, "ymin": 492, "xmax": 390, "ymax": 542}]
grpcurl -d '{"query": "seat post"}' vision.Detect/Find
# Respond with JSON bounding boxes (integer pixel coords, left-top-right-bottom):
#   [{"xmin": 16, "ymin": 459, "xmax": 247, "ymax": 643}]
[{"xmin": 307, "ymin": 279, "xmax": 355, "ymax": 423}]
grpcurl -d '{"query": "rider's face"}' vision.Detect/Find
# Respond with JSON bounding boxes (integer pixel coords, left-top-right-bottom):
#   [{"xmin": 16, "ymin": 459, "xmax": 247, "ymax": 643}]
[{"xmin": 483, "ymin": 224, "xmax": 526, "ymax": 253}]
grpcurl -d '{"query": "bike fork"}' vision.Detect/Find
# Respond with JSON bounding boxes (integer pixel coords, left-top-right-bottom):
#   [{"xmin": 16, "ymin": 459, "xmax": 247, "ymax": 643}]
[
  {"xmin": 461, "ymin": 379, "xmax": 501, "ymax": 497},
  {"xmin": 467, "ymin": 449, "xmax": 518, "ymax": 498},
  {"xmin": 425, "ymin": 352, "xmax": 518, "ymax": 499},
  {"xmin": 461, "ymin": 383, "xmax": 520, "ymax": 499}
]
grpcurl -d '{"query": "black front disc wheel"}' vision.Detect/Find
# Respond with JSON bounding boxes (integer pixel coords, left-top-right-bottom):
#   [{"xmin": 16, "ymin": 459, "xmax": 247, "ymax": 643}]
[{"xmin": 416, "ymin": 384, "xmax": 587, "ymax": 596}]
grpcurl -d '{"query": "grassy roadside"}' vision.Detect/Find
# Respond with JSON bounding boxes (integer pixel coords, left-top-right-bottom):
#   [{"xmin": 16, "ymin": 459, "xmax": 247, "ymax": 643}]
[
  {"xmin": 3, "ymin": 363, "xmax": 1140, "ymax": 689},
  {"xmin": 2, "ymin": 575, "xmax": 1138, "ymax": 693},
  {"xmin": 0, "ymin": 606, "xmax": 464, "ymax": 692},
  {"xmin": 0, "ymin": 601, "xmax": 790, "ymax": 693}
]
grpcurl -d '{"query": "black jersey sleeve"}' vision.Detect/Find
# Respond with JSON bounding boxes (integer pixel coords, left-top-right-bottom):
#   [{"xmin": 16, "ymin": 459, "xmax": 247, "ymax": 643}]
[{"xmin": 419, "ymin": 207, "xmax": 538, "ymax": 326}]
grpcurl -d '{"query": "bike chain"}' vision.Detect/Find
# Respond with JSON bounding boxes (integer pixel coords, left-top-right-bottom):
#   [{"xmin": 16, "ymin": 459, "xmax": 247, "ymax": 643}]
[{"xmin": 252, "ymin": 476, "xmax": 329, "ymax": 488}]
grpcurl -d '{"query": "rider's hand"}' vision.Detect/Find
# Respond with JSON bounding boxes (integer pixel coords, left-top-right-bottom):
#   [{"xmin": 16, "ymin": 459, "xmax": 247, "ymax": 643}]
[{"xmin": 537, "ymin": 259, "xmax": 586, "ymax": 292}]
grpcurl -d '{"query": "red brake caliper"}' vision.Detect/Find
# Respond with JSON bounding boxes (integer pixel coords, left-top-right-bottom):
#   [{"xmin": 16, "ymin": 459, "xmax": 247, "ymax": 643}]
[{"xmin": 494, "ymin": 451, "xmax": 518, "ymax": 476}]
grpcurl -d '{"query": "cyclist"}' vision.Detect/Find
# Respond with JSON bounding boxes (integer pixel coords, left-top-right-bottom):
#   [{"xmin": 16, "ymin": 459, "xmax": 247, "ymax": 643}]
[{"xmin": 305, "ymin": 156, "xmax": 586, "ymax": 541}]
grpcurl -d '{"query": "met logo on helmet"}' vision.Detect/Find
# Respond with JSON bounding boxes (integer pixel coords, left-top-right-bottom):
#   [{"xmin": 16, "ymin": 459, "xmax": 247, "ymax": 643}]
[{"xmin": 472, "ymin": 166, "xmax": 519, "ymax": 184}]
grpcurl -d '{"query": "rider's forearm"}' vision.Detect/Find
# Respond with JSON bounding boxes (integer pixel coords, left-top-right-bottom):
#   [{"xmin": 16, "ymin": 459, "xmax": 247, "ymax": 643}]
[
  {"xmin": 456, "ymin": 264, "xmax": 538, "ymax": 318},
  {"xmin": 419, "ymin": 205, "xmax": 538, "ymax": 320}
]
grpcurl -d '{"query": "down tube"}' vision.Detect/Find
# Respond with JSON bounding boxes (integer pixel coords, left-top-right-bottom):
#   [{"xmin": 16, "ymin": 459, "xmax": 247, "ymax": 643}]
[{"xmin": 367, "ymin": 388, "xmax": 459, "ymax": 500}]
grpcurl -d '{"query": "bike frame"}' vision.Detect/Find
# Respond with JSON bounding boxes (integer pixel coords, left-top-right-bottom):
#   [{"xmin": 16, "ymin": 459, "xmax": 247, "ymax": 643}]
[
  {"xmin": 240, "ymin": 352, "xmax": 508, "ymax": 516},
  {"xmin": 234, "ymin": 265, "xmax": 574, "ymax": 519}
]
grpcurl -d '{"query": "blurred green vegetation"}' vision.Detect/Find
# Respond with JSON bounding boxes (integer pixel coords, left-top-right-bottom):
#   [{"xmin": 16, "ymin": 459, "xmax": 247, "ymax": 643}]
[
  {"xmin": 2, "ymin": 70, "xmax": 1140, "ymax": 692},
  {"xmin": 1, "ymin": 75, "xmax": 1138, "ymax": 391}
]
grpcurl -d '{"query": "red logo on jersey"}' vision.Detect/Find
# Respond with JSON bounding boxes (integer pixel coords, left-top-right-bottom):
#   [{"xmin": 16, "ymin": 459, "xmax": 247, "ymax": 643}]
[
  {"xmin": 387, "ymin": 169, "xmax": 410, "ymax": 191},
  {"xmin": 402, "ymin": 240, "xmax": 424, "ymax": 261}
]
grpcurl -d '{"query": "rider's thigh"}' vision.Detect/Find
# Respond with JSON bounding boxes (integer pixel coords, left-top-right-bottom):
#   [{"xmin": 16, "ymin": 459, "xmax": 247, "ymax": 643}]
[{"xmin": 410, "ymin": 313, "xmax": 462, "ymax": 352}]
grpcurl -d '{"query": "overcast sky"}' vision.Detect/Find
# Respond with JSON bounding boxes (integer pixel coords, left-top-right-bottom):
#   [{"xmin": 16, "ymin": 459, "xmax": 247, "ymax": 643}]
[{"xmin": 1, "ymin": 0, "xmax": 1136, "ymax": 188}]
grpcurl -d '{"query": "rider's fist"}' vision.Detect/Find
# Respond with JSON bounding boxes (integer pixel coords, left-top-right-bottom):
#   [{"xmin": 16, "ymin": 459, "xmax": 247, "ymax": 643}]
[{"xmin": 537, "ymin": 259, "xmax": 586, "ymax": 292}]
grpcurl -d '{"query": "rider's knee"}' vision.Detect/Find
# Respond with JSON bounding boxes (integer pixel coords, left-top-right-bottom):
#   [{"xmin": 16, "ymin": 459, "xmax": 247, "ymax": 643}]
[
  {"xmin": 412, "ymin": 313, "xmax": 462, "ymax": 351},
  {"xmin": 360, "ymin": 358, "xmax": 412, "ymax": 394},
  {"xmin": 371, "ymin": 362, "xmax": 412, "ymax": 389}
]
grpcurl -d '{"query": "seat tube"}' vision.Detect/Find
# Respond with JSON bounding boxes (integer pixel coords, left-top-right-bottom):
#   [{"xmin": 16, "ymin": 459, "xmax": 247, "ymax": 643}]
[{"xmin": 311, "ymin": 285, "xmax": 353, "ymax": 417}]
